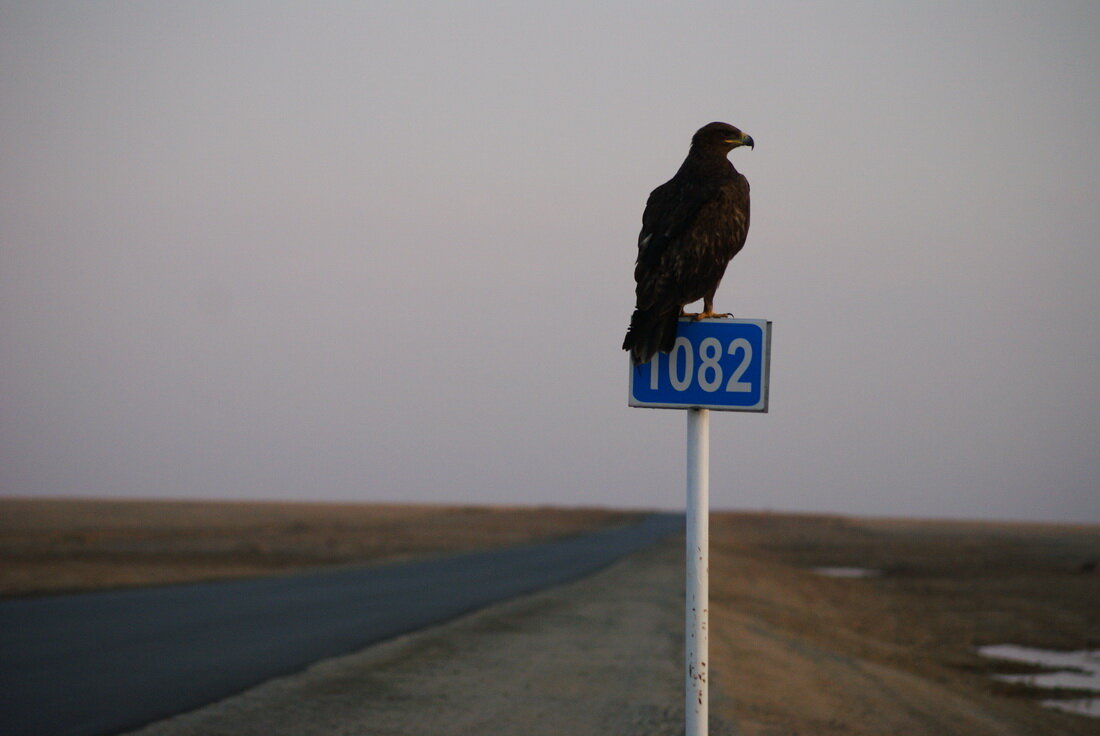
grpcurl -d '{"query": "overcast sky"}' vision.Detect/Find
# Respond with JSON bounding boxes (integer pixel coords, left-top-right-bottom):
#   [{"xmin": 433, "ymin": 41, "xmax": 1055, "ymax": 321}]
[{"xmin": 2, "ymin": 2, "xmax": 1098, "ymax": 522}]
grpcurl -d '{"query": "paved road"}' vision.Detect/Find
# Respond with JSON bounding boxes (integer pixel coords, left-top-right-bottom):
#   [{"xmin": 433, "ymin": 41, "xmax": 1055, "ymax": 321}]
[{"xmin": 0, "ymin": 514, "xmax": 681, "ymax": 736}]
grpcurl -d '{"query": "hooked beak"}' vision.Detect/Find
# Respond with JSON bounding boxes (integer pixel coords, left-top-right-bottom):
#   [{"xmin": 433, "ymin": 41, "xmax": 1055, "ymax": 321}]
[{"xmin": 741, "ymin": 134, "xmax": 754, "ymax": 150}]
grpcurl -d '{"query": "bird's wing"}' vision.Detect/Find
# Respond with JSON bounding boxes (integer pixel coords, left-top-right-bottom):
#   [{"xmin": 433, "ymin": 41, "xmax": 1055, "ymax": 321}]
[
  {"xmin": 633, "ymin": 177, "xmax": 724, "ymax": 305},
  {"xmin": 637, "ymin": 182, "xmax": 691, "ymax": 256}
]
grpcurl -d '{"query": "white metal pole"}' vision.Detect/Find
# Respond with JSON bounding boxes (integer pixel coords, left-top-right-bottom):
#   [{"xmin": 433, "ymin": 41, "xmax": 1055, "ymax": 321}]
[{"xmin": 686, "ymin": 407, "xmax": 710, "ymax": 736}]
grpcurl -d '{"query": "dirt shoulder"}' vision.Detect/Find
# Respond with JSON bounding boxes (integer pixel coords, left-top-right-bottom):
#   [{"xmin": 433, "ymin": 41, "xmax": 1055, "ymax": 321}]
[{"xmin": 124, "ymin": 538, "xmax": 739, "ymax": 736}]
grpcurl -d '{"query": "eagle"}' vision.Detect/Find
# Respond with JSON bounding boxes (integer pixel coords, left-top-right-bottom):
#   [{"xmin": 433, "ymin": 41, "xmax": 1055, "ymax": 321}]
[{"xmin": 623, "ymin": 122, "xmax": 753, "ymax": 364}]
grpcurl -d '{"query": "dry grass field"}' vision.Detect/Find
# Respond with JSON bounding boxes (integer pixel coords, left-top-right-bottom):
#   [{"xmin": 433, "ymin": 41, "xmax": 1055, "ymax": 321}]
[
  {"xmin": 0, "ymin": 497, "xmax": 634, "ymax": 597},
  {"xmin": 707, "ymin": 512, "xmax": 1100, "ymax": 735}
]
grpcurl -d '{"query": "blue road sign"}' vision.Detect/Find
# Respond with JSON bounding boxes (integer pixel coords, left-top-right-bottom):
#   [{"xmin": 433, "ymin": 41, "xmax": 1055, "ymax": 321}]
[{"xmin": 629, "ymin": 318, "xmax": 771, "ymax": 412}]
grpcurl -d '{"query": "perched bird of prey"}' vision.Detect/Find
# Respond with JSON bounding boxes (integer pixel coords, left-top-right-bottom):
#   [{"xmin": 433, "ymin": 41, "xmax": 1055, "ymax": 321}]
[{"xmin": 623, "ymin": 122, "xmax": 753, "ymax": 364}]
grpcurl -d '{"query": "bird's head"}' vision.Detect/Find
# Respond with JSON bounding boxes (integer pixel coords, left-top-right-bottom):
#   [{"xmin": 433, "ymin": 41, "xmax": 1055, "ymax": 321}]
[{"xmin": 692, "ymin": 122, "xmax": 754, "ymax": 153}]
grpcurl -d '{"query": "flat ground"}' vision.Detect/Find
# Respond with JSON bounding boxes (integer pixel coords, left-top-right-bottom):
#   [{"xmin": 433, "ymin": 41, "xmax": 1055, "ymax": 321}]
[
  {"xmin": 707, "ymin": 513, "xmax": 1099, "ymax": 735},
  {"xmin": 3, "ymin": 499, "xmax": 1098, "ymax": 734},
  {"xmin": 0, "ymin": 498, "xmax": 634, "ymax": 597}
]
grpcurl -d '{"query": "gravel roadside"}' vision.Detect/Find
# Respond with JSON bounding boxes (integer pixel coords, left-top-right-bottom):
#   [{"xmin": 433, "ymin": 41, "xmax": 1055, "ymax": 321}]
[{"xmin": 124, "ymin": 538, "xmax": 738, "ymax": 736}]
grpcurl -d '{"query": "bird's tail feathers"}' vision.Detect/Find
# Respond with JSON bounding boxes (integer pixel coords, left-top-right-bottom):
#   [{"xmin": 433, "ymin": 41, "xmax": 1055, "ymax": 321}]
[{"xmin": 623, "ymin": 308, "xmax": 680, "ymax": 365}]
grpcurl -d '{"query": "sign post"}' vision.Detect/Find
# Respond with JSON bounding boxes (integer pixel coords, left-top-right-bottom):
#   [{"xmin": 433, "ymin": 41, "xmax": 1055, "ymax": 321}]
[
  {"xmin": 629, "ymin": 318, "xmax": 771, "ymax": 736},
  {"xmin": 685, "ymin": 406, "xmax": 709, "ymax": 735}
]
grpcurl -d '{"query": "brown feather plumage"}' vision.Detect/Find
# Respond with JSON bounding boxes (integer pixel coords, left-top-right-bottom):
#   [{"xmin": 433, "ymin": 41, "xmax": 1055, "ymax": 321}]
[{"xmin": 623, "ymin": 122, "xmax": 753, "ymax": 364}]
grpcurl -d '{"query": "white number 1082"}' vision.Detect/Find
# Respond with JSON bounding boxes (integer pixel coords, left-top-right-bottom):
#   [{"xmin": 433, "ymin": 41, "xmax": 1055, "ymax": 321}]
[{"xmin": 648, "ymin": 337, "xmax": 753, "ymax": 393}]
